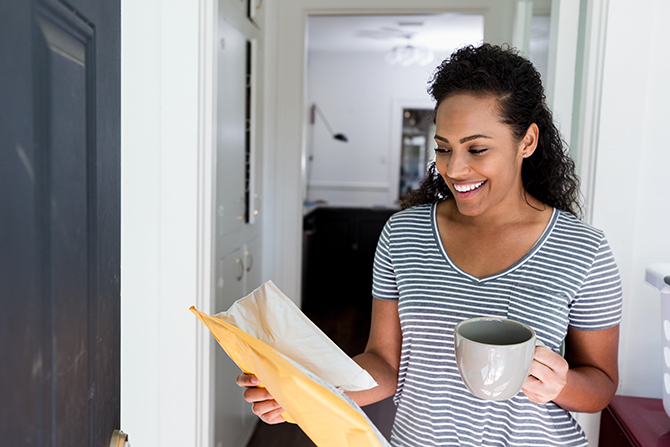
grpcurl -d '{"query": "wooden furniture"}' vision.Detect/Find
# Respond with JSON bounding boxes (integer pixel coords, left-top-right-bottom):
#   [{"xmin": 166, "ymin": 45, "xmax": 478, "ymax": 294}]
[
  {"xmin": 599, "ymin": 395, "xmax": 670, "ymax": 446},
  {"xmin": 301, "ymin": 207, "xmax": 398, "ymax": 355}
]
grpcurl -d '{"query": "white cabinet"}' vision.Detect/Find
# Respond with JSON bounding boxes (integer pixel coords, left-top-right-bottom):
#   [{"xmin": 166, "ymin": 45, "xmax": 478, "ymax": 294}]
[
  {"xmin": 212, "ymin": 238, "xmax": 263, "ymax": 447},
  {"xmin": 212, "ymin": 242, "xmax": 263, "ymax": 447},
  {"xmin": 216, "ymin": 18, "xmax": 248, "ymax": 238},
  {"xmin": 213, "ymin": 4, "xmax": 264, "ymax": 447},
  {"xmin": 243, "ymin": 236, "xmax": 262, "ymax": 293},
  {"xmin": 215, "ymin": 238, "xmax": 263, "ymax": 312},
  {"xmin": 213, "ymin": 246, "xmax": 248, "ymax": 447}
]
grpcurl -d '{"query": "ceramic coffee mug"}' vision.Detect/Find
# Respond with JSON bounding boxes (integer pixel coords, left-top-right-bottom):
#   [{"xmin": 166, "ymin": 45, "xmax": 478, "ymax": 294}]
[{"xmin": 454, "ymin": 317, "xmax": 544, "ymax": 401}]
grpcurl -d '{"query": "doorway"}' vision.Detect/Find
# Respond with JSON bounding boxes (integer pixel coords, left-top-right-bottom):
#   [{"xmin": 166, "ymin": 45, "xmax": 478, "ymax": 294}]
[
  {"xmin": 305, "ymin": 13, "xmax": 484, "ymax": 209},
  {"xmin": 398, "ymin": 108, "xmax": 436, "ymax": 201}
]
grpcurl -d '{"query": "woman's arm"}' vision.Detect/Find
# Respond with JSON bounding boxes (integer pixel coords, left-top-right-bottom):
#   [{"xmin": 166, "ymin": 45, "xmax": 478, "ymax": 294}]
[
  {"xmin": 522, "ymin": 325, "xmax": 619, "ymax": 413},
  {"xmin": 347, "ymin": 298, "xmax": 402, "ymax": 406}
]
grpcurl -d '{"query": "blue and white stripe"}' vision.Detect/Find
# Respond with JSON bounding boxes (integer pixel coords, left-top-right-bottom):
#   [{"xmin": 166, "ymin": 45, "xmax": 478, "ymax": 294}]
[{"xmin": 372, "ymin": 203, "xmax": 623, "ymax": 447}]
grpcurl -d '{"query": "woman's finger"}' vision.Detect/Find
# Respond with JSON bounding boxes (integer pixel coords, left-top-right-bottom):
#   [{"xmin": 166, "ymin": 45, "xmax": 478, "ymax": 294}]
[
  {"xmin": 521, "ymin": 375, "xmax": 544, "ymax": 402},
  {"xmin": 251, "ymin": 398, "xmax": 283, "ymax": 417},
  {"xmin": 528, "ymin": 358, "xmax": 552, "ymax": 382},
  {"xmin": 533, "ymin": 347, "xmax": 568, "ymax": 372},
  {"xmin": 521, "ymin": 347, "xmax": 570, "ymax": 403},
  {"xmin": 243, "ymin": 386, "xmax": 274, "ymax": 403},
  {"xmin": 236, "ymin": 373, "xmax": 260, "ymax": 388},
  {"xmin": 259, "ymin": 406, "xmax": 286, "ymax": 425}
]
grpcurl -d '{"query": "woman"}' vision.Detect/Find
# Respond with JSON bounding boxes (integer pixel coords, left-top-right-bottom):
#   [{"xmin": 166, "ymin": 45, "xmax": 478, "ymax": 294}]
[{"xmin": 238, "ymin": 44, "xmax": 622, "ymax": 446}]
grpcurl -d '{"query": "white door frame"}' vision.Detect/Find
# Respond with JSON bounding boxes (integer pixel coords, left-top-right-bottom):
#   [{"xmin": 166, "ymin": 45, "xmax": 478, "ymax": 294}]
[
  {"xmin": 388, "ymin": 97, "xmax": 436, "ymax": 206},
  {"xmin": 195, "ymin": 1, "xmax": 217, "ymax": 447},
  {"xmin": 569, "ymin": 0, "xmax": 610, "ymax": 225}
]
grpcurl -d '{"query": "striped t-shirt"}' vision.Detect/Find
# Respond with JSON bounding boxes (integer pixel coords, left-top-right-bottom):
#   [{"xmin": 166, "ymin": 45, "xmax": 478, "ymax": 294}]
[{"xmin": 372, "ymin": 203, "xmax": 623, "ymax": 447}]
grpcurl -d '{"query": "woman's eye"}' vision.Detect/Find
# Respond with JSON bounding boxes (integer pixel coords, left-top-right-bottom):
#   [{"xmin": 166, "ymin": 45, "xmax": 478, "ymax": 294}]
[
  {"xmin": 470, "ymin": 148, "xmax": 488, "ymax": 154},
  {"xmin": 434, "ymin": 147, "xmax": 449, "ymax": 154}
]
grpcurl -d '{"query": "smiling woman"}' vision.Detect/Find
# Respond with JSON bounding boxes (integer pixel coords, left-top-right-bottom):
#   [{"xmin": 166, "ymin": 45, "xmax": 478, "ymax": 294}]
[
  {"xmin": 364, "ymin": 43, "xmax": 622, "ymax": 447},
  {"xmin": 239, "ymin": 44, "xmax": 623, "ymax": 447}
]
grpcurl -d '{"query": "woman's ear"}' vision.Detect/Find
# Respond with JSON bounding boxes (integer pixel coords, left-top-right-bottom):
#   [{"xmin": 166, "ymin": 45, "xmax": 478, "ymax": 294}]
[{"xmin": 519, "ymin": 123, "xmax": 539, "ymax": 159}]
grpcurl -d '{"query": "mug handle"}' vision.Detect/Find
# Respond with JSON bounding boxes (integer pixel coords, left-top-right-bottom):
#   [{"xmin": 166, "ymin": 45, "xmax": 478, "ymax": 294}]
[{"xmin": 535, "ymin": 338, "xmax": 546, "ymax": 348}]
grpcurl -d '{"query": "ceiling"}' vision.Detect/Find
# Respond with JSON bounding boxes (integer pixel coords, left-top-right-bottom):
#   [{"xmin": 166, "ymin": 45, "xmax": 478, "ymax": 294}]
[{"xmin": 307, "ymin": 14, "xmax": 485, "ymax": 54}]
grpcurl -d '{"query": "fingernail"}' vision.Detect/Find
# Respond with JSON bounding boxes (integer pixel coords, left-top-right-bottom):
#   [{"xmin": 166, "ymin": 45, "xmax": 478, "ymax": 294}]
[{"xmin": 251, "ymin": 377, "xmax": 259, "ymax": 385}]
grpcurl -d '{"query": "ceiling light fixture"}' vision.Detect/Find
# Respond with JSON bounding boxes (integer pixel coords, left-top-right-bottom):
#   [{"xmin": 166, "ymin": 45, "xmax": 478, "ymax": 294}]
[{"xmin": 385, "ymin": 45, "xmax": 435, "ymax": 67}]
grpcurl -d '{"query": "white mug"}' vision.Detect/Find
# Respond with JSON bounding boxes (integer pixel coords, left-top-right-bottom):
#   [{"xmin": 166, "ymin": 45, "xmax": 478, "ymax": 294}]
[{"xmin": 454, "ymin": 317, "xmax": 544, "ymax": 401}]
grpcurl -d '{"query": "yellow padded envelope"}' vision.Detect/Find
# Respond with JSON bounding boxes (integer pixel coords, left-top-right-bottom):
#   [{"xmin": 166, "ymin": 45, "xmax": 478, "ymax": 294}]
[{"xmin": 190, "ymin": 287, "xmax": 390, "ymax": 447}]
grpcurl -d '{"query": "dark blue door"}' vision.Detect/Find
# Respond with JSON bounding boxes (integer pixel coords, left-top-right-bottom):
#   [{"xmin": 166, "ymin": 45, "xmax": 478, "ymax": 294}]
[{"xmin": 0, "ymin": 0, "xmax": 121, "ymax": 445}]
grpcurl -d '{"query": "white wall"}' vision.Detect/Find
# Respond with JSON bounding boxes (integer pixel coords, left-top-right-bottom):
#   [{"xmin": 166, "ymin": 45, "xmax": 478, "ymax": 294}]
[
  {"xmin": 592, "ymin": 0, "xmax": 670, "ymax": 399},
  {"xmin": 306, "ymin": 51, "xmax": 440, "ymax": 207},
  {"xmin": 121, "ymin": 0, "xmax": 205, "ymax": 445}
]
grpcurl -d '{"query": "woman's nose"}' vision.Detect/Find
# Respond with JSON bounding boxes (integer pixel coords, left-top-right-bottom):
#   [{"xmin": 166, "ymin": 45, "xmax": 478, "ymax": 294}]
[{"xmin": 446, "ymin": 150, "xmax": 469, "ymax": 179}]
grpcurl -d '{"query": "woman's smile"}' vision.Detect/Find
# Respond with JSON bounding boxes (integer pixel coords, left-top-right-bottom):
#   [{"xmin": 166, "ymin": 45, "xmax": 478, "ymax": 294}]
[{"xmin": 452, "ymin": 180, "xmax": 486, "ymax": 194}]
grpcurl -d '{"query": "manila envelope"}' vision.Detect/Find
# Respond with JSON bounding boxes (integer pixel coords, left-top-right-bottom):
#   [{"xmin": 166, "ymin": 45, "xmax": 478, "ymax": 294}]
[{"xmin": 191, "ymin": 280, "xmax": 389, "ymax": 447}]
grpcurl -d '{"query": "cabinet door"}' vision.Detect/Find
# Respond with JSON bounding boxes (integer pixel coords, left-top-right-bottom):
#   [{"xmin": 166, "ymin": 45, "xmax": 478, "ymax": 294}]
[
  {"xmin": 215, "ymin": 246, "xmax": 245, "ymax": 311},
  {"xmin": 216, "ymin": 18, "xmax": 248, "ymax": 239},
  {"xmin": 243, "ymin": 236, "xmax": 263, "ymax": 295},
  {"xmin": 213, "ymin": 247, "xmax": 255, "ymax": 447}
]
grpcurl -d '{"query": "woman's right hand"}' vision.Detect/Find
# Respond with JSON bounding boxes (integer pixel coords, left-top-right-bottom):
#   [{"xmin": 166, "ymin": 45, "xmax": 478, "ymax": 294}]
[{"xmin": 236, "ymin": 373, "xmax": 286, "ymax": 424}]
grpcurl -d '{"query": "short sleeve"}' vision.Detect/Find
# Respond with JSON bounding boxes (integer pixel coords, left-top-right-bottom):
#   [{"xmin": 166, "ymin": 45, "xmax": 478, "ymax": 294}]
[
  {"xmin": 568, "ymin": 236, "xmax": 623, "ymax": 330},
  {"xmin": 372, "ymin": 218, "xmax": 399, "ymax": 301}
]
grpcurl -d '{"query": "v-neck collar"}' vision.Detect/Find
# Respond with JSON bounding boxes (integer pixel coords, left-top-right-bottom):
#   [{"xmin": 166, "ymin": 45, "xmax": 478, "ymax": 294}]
[{"xmin": 430, "ymin": 202, "xmax": 558, "ymax": 284}]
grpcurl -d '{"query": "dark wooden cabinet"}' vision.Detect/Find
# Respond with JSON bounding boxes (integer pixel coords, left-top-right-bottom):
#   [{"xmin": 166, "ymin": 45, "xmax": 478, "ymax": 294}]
[
  {"xmin": 599, "ymin": 396, "xmax": 670, "ymax": 446},
  {"xmin": 301, "ymin": 206, "xmax": 398, "ymax": 355}
]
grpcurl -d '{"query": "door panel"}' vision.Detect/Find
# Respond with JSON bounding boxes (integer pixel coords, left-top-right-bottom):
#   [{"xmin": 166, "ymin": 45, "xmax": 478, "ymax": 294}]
[
  {"xmin": 216, "ymin": 18, "xmax": 248, "ymax": 238},
  {"xmin": 214, "ymin": 247, "xmax": 249, "ymax": 447},
  {"xmin": 213, "ymin": 9, "xmax": 263, "ymax": 447},
  {"xmin": 244, "ymin": 236, "xmax": 263, "ymax": 293},
  {"xmin": 0, "ymin": 0, "xmax": 120, "ymax": 445},
  {"xmin": 35, "ymin": 12, "xmax": 92, "ymax": 445}
]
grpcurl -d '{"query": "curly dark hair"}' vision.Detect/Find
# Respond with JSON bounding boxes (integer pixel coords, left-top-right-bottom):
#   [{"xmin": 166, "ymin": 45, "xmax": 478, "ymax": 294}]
[{"xmin": 401, "ymin": 43, "xmax": 582, "ymax": 218}]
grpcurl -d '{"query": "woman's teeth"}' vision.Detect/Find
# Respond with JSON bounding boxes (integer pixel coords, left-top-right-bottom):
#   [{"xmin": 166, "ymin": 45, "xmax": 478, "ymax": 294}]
[{"xmin": 454, "ymin": 181, "xmax": 484, "ymax": 193}]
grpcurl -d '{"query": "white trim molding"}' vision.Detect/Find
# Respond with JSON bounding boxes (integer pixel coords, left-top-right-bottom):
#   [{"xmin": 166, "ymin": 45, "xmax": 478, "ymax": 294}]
[
  {"xmin": 572, "ymin": 0, "xmax": 609, "ymax": 225},
  {"xmin": 195, "ymin": 0, "xmax": 217, "ymax": 445},
  {"xmin": 546, "ymin": 0, "xmax": 580, "ymax": 143}
]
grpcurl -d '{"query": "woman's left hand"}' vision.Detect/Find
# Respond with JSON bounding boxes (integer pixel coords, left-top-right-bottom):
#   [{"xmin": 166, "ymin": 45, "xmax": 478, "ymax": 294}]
[{"xmin": 521, "ymin": 346, "xmax": 569, "ymax": 404}]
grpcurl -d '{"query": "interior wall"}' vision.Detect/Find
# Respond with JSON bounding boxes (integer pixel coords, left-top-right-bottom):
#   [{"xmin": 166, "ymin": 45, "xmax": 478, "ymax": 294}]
[
  {"xmin": 306, "ymin": 50, "xmax": 440, "ymax": 208},
  {"xmin": 121, "ymin": 0, "xmax": 201, "ymax": 445},
  {"xmin": 266, "ymin": 0, "xmax": 516, "ymax": 303},
  {"xmin": 592, "ymin": 0, "xmax": 670, "ymax": 399}
]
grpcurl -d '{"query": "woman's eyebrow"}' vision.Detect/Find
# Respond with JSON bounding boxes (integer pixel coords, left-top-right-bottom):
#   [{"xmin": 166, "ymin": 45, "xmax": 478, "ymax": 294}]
[{"xmin": 434, "ymin": 134, "xmax": 492, "ymax": 144}]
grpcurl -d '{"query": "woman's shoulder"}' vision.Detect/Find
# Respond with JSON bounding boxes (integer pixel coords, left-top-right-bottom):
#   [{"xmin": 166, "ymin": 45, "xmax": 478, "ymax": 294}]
[
  {"xmin": 390, "ymin": 203, "xmax": 433, "ymax": 221},
  {"xmin": 383, "ymin": 203, "xmax": 434, "ymax": 232},
  {"xmin": 552, "ymin": 209, "xmax": 607, "ymax": 246}
]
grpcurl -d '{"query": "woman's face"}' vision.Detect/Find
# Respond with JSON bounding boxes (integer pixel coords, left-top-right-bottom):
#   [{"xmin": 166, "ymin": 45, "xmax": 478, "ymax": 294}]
[{"xmin": 434, "ymin": 92, "xmax": 537, "ymax": 218}]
